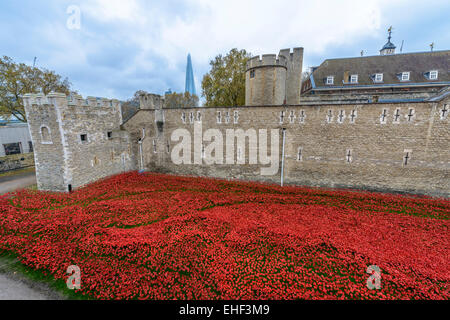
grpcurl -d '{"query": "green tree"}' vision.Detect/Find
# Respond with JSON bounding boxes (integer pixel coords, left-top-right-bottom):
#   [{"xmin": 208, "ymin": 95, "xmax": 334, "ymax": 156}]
[
  {"xmin": 201, "ymin": 48, "xmax": 251, "ymax": 107},
  {"xmin": 121, "ymin": 90, "xmax": 148, "ymax": 122},
  {"xmin": 164, "ymin": 91, "xmax": 199, "ymax": 109},
  {"xmin": 0, "ymin": 56, "xmax": 72, "ymax": 122}
]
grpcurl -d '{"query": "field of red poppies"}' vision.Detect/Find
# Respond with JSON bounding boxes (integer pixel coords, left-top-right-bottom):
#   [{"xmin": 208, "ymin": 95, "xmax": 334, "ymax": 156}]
[{"xmin": 0, "ymin": 172, "xmax": 448, "ymax": 299}]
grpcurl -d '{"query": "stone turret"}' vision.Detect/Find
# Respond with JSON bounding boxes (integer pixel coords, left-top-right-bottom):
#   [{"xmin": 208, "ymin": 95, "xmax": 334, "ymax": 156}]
[
  {"xmin": 245, "ymin": 54, "xmax": 287, "ymax": 106},
  {"xmin": 245, "ymin": 47, "xmax": 304, "ymax": 106},
  {"xmin": 139, "ymin": 93, "xmax": 165, "ymax": 110}
]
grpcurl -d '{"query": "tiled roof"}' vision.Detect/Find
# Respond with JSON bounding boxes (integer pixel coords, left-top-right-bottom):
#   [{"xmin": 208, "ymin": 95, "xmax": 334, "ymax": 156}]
[{"xmin": 310, "ymin": 50, "xmax": 450, "ymax": 88}]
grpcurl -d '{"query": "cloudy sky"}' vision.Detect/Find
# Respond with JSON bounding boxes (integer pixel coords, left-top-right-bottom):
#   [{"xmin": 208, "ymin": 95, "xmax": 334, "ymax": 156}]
[{"xmin": 1, "ymin": 0, "xmax": 449, "ymax": 101}]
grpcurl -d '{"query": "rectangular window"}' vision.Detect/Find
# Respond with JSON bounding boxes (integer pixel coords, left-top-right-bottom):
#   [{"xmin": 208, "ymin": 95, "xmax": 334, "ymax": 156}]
[
  {"xmin": 28, "ymin": 141, "xmax": 33, "ymax": 152},
  {"xmin": 3, "ymin": 142, "xmax": 21, "ymax": 155},
  {"xmin": 350, "ymin": 74, "xmax": 358, "ymax": 83},
  {"xmin": 107, "ymin": 131, "xmax": 112, "ymax": 139},
  {"xmin": 326, "ymin": 76, "xmax": 334, "ymax": 85},
  {"xmin": 250, "ymin": 70, "xmax": 255, "ymax": 78},
  {"xmin": 80, "ymin": 134, "xmax": 87, "ymax": 142},
  {"xmin": 374, "ymin": 73, "xmax": 383, "ymax": 83},
  {"xmin": 401, "ymin": 72, "xmax": 410, "ymax": 81},
  {"xmin": 429, "ymin": 70, "xmax": 438, "ymax": 80}
]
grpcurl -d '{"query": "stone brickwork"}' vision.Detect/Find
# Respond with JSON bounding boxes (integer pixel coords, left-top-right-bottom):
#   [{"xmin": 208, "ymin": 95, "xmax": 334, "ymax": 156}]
[
  {"xmin": 124, "ymin": 94, "xmax": 449, "ymax": 198},
  {"xmin": 23, "ymin": 93, "xmax": 134, "ymax": 192}
]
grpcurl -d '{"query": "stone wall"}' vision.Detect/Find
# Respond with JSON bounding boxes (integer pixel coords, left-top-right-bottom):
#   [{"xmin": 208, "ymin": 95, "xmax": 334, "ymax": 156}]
[
  {"xmin": 0, "ymin": 152, "xmax": 34, "ymax": 172},
  {"xmin": 23, "ymin": 93, "xmax": 134, "ymax": 192},
  {"xmin": 124, "ymin": 95, "xmax": 450, "ymax": 198},
  {"xmin": 24, "ymin": 91, "xmax": 449, "ymax": 197}
]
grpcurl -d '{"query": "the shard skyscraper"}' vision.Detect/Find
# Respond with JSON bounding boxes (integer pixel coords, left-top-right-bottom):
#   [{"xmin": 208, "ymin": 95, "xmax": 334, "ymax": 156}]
[{"xmin": 185, "ymin": 53, "xmax": 196, "ymax": 96}]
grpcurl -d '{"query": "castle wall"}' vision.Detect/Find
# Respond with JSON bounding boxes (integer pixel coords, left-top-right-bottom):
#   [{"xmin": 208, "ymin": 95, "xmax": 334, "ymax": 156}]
[
  {"xmin": 24, "ymin": 91, "xmax": 449, "ymax": 197},
  {"xmin": 23, "ymin": 93, "xmax": 135, "ymax": 192},
  {"xmin": 124, "ymin": 96, "xmax": 449, "ymax": 197}
]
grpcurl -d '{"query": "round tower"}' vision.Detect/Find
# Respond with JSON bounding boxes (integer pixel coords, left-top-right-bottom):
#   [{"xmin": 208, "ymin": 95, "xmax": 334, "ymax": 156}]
[{"xmin": 245, "ymin": 54, "xmax": 287, "ymax": 106}]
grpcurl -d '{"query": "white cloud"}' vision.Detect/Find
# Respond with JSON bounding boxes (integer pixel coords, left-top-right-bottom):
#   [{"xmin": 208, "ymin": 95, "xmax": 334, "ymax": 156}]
[
  {"xmin": 82, "ymin": 0, "xmax": 144, "ymax": 24},
  {"xmin": 7, "ymin": 0, "xmax": 445, "ymax": 99}
]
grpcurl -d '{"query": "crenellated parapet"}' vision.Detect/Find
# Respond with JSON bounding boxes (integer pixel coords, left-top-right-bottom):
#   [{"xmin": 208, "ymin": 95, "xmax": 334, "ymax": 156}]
[
  {"xmin": 246, "ymin": 54, "xmax": 288, "ymax": 71},
  {"xmin": 23, "ymin": 92, "xmax": 121, "ymax": 109},
  {"xmin": 139, "ymin": 93, "xmax": 165, "ymax": 110}
]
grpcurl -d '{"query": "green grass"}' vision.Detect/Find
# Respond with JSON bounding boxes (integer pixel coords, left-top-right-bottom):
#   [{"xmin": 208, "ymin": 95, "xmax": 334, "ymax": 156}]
[{"xmin": 0, "ymin": 251, "xmax": 91, "ymax": 300}]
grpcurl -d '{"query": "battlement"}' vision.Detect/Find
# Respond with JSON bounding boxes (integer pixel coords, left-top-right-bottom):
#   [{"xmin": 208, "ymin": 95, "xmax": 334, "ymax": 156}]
[
  {"xmin": 246, "ymin": 54, "xmax": 288, "ymax": 71},
  {"xmin": 22, "ymin": 92, "xmax": 121, "ymax": 109},
  {"xmin": 278, "ymin": 47, "xmax": 304, "ymax": 61},
  {"xmin": 139, "ymin": 93, "xmax": 165, "ymax": 110}
]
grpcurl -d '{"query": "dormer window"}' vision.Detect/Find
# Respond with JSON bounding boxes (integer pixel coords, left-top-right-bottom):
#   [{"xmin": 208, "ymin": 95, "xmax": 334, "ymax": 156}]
[
  {"xmin": 326, "ymin": 76, "xmax": 334, "ymax": 85},
  {"xmin": 350, "ymin": 74, "xmax": 358, "ymax": 84},
  {"xmin": 401, "ymin": 72, "xmax": 410, "ymax": 81},
  {"xmin": 374, "ymin": 73, "xmax": 383, "ymax": 83},
  {"xmin": 429, "ymin": 70, "xmax": 438, "ymax": 80}
]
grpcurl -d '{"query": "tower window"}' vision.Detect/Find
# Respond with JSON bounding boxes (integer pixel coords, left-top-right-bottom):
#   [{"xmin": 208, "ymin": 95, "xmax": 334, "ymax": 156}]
[
  {"xmin": 40, "ymin": 126, "xmax": 52, "ymax": 144},
  {"xmin": 250, "ymin": 70, "xmax": 255, "ymax": 78},
  {"xmin": 80, "ymin": 134, "xmax": 87, "ymax": 142},
  {"xmin": 107, "ymin": 131, "xmax": 112, "ymax": 139}
]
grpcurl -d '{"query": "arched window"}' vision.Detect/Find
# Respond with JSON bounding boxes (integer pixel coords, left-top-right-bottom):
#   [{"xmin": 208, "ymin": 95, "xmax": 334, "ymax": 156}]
[{"xmin": 40, "ymin": 126, "xmax": 52, "ymax": 144}]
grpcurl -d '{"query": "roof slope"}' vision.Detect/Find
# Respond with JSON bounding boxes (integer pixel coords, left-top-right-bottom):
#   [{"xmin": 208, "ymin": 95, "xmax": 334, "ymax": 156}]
[{"xmin": 311, "ymin": 50, "xmax": 449, "ymax": 88}]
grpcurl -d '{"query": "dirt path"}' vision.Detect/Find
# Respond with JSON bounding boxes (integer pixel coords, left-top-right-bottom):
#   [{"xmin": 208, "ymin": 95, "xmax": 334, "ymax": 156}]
[
  {"xmin": 0, "ymin": 171, "xmax": 36, "ymax": 195},
  {"xmin": 0, "ymin": 172, "xmax": 66, "ymax": 300},
  {"xmin": 0, "ymin": 273, "xmax": 61, "ymax": 300},
  {"xmin": 0, "ymin": 255, "xmax": 68, "ymax": 300}
]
